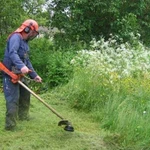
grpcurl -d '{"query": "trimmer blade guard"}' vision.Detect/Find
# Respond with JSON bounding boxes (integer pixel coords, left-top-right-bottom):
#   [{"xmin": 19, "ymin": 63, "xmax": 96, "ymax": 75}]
[
  {"xmin": 58, "ymin": 120, "xmax": 69, "ymax": 126},
  {"xmin": 58, "ymin": 120, "xmax": 75, "ymax": 132}
]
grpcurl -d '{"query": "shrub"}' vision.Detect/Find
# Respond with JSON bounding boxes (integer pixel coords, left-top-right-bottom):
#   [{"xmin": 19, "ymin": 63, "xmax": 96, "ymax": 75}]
[
  {"xmin": 29, "ymin": 37, "xmax": 76, "ymax": 90},
  {"xmin": 29, "ymin": 37, "xmax": 53, "ymax": 76},
  {"xmin": 45, "ymin": 50, "xmax": 74, "ymax": 88}
]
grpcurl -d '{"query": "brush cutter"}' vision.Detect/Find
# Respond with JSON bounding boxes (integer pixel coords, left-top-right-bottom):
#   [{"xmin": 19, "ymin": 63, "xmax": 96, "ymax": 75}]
[{"xmin": 0, "ymin": 62, "xmax": 74, "ymax": 132}]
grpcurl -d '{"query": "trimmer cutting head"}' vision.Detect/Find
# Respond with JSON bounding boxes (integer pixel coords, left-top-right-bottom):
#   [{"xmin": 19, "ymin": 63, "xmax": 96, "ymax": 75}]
[{"xmin": 58, "ymin": 120, "xmax": 74, "ymax": 132}]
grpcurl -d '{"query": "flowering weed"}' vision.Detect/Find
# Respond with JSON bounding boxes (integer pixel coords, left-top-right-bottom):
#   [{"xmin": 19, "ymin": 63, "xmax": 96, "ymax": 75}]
[{"xmin": 62, "ymin": 34, "xmax": 150, "ymax": 147}]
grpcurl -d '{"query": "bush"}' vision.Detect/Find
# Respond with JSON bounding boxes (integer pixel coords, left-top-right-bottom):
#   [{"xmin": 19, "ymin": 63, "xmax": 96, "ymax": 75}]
[
  {"xmin": 29, "ymin": 37, "xmax": 76, "ymax": 90},
  {"xmin": 45, "ymin": 50, "xmax": 75, "ymax": 88},
  {"xmin": 29, "ymin": 37, "xmax": 53, "ymax": 76}
]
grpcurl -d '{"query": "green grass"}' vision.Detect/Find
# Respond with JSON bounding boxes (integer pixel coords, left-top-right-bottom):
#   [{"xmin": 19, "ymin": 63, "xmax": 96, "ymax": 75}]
[
  {"xmin": 0, "ymin": 92, "xmax": 110, "ymax": 150},
  {"xmin": 59, "ymin": 68, "xmax": 150, "ymax": 149}
]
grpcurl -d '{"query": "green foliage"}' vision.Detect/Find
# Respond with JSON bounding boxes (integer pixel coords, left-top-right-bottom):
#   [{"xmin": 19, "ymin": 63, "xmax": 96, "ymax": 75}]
[
  {"xmin": 101, "ymin": 76, "xmax": 150, "ymax": 148},
  {"xmin": 29, "ymin": 38, "xmax": 53, "ymax": 76},
  {"xmin": 0, "ymin": 0, "xmax": 25, "ymax": 36},
  {"xmin": 23, "ymin": 0, "xmax": 49, "ymax": 26},
  {"xmin": 60, "ymin": 67, "xmax": 111, "ymax": 111},
  {"xmin": 29, "ymin": 37, "xmax": 76, "ymax": 90},
  {"xmin": 49, "ymin": 0, "xmax": 150, "ymax": 45},
  {"xmin": 58, "ymin": 36, "xmax": 150, "ymax": 148},
  {"xmin": 0, "ymin": 0, "xmax": 26, "ymax": 56},
  {"xmin": 112, "ymin": 13, "xmax": 140, "ymax": 42},
  {"xmin": 61, "ymin": 65, "xmax": 150, "ymax": 148},
  {"xmin": 53, "ymin": 33, "xmax": 87, "ymax": 51},
  {"xmin": 45, "ymin": 50, "xmax": 74, "ymax": 88}
]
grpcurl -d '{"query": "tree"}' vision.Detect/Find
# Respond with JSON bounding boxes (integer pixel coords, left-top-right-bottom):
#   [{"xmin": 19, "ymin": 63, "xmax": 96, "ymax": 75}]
[
  {"xmin": 48, "ymin": 0, "xmax": 150, "ymax": 45},
  {"xmin": 23, "ymin": 0, "xmax": 49, "ymax": 26},
  {"xmin": 0, "ymin": 0, "xmax": 25, "ymax": 36},
  {"xmin": 0, "ymin": 0, "xmax": 26, "ymax": 53}
]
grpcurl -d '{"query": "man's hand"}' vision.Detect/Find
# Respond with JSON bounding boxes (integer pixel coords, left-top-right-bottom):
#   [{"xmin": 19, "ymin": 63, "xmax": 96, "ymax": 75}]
[
  {"xmin": 21, "ymin": 66, "xmax": 29, "ymax": 74},
  {"xmin": 34, "ymin": 75, "xmax": 42, "ymax": 82}
]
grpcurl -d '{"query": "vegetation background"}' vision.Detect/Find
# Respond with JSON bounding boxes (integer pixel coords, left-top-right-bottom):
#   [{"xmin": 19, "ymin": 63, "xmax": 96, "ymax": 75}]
[{"xmin": 0, "ymin": 0, "xmax": 150, "ymax": 149}]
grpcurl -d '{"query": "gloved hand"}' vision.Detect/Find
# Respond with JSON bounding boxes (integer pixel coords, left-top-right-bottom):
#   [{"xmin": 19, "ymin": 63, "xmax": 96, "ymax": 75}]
[
  {"xmin": 21, "ymin": 66, "xmax": 29, "ymax": 74},
  {"xmin": 34, "ymin": 75, "xmax": 42, "ymax": 82}
]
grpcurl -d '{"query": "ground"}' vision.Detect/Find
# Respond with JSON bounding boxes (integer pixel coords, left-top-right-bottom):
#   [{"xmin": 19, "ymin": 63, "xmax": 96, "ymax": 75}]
[{"xmin": 0, "ymin": 93, "xmax": 110, "ymax": 150}]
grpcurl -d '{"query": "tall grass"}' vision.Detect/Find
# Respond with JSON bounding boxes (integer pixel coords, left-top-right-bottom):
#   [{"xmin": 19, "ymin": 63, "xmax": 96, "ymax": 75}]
[{"xmin": 60, "ymin": 34, "xmax": 150, "ymax": 148}]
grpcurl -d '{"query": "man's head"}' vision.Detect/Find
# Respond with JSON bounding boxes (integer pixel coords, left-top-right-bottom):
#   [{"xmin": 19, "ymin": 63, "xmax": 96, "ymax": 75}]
[{"xmin": 15, "ymin": 19, "xmax": 39, "ymax": 41}]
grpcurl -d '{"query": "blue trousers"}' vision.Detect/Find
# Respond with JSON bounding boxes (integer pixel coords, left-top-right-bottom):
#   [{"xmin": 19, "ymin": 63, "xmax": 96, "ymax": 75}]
[{"xmin": 3, "ymin": 76, "xmax": 30, "ymax": 129}]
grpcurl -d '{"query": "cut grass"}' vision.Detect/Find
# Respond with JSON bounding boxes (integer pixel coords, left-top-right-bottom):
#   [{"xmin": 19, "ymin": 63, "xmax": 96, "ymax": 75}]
[{"xmin": 0, "ymin": 93, "xmax": 109, "ymax": 150}]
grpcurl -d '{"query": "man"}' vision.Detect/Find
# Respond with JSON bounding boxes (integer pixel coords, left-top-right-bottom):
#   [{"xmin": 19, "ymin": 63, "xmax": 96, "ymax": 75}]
[{"xmin": 2, "ymin": 19, "xmax": 42, "ymax": 131}]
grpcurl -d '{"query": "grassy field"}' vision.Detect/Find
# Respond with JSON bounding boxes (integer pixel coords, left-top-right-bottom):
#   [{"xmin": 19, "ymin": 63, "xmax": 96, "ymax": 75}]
[{"xmin": 0, "ymin": 92, "xmax": 112, "ymax": 150}]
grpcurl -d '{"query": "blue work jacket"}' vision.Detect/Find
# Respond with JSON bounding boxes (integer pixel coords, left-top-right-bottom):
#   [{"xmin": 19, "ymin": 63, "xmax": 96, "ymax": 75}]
[{"xmin": 3, "ymin": 33, "xmax": 37, "ymax": 79}]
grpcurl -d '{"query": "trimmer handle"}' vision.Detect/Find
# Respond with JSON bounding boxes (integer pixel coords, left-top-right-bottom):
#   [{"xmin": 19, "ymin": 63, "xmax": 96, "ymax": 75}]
[
  {"xmin": 12, "ymin": 66, "xmax": 32, "ymax": 74},
  {"xmin": 0, "ymin": 62, "xmax": 32, "ymax": 83},
  {"xmin": 0, "ymin": 62, "xmax": 23, "ymax": 83}
]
